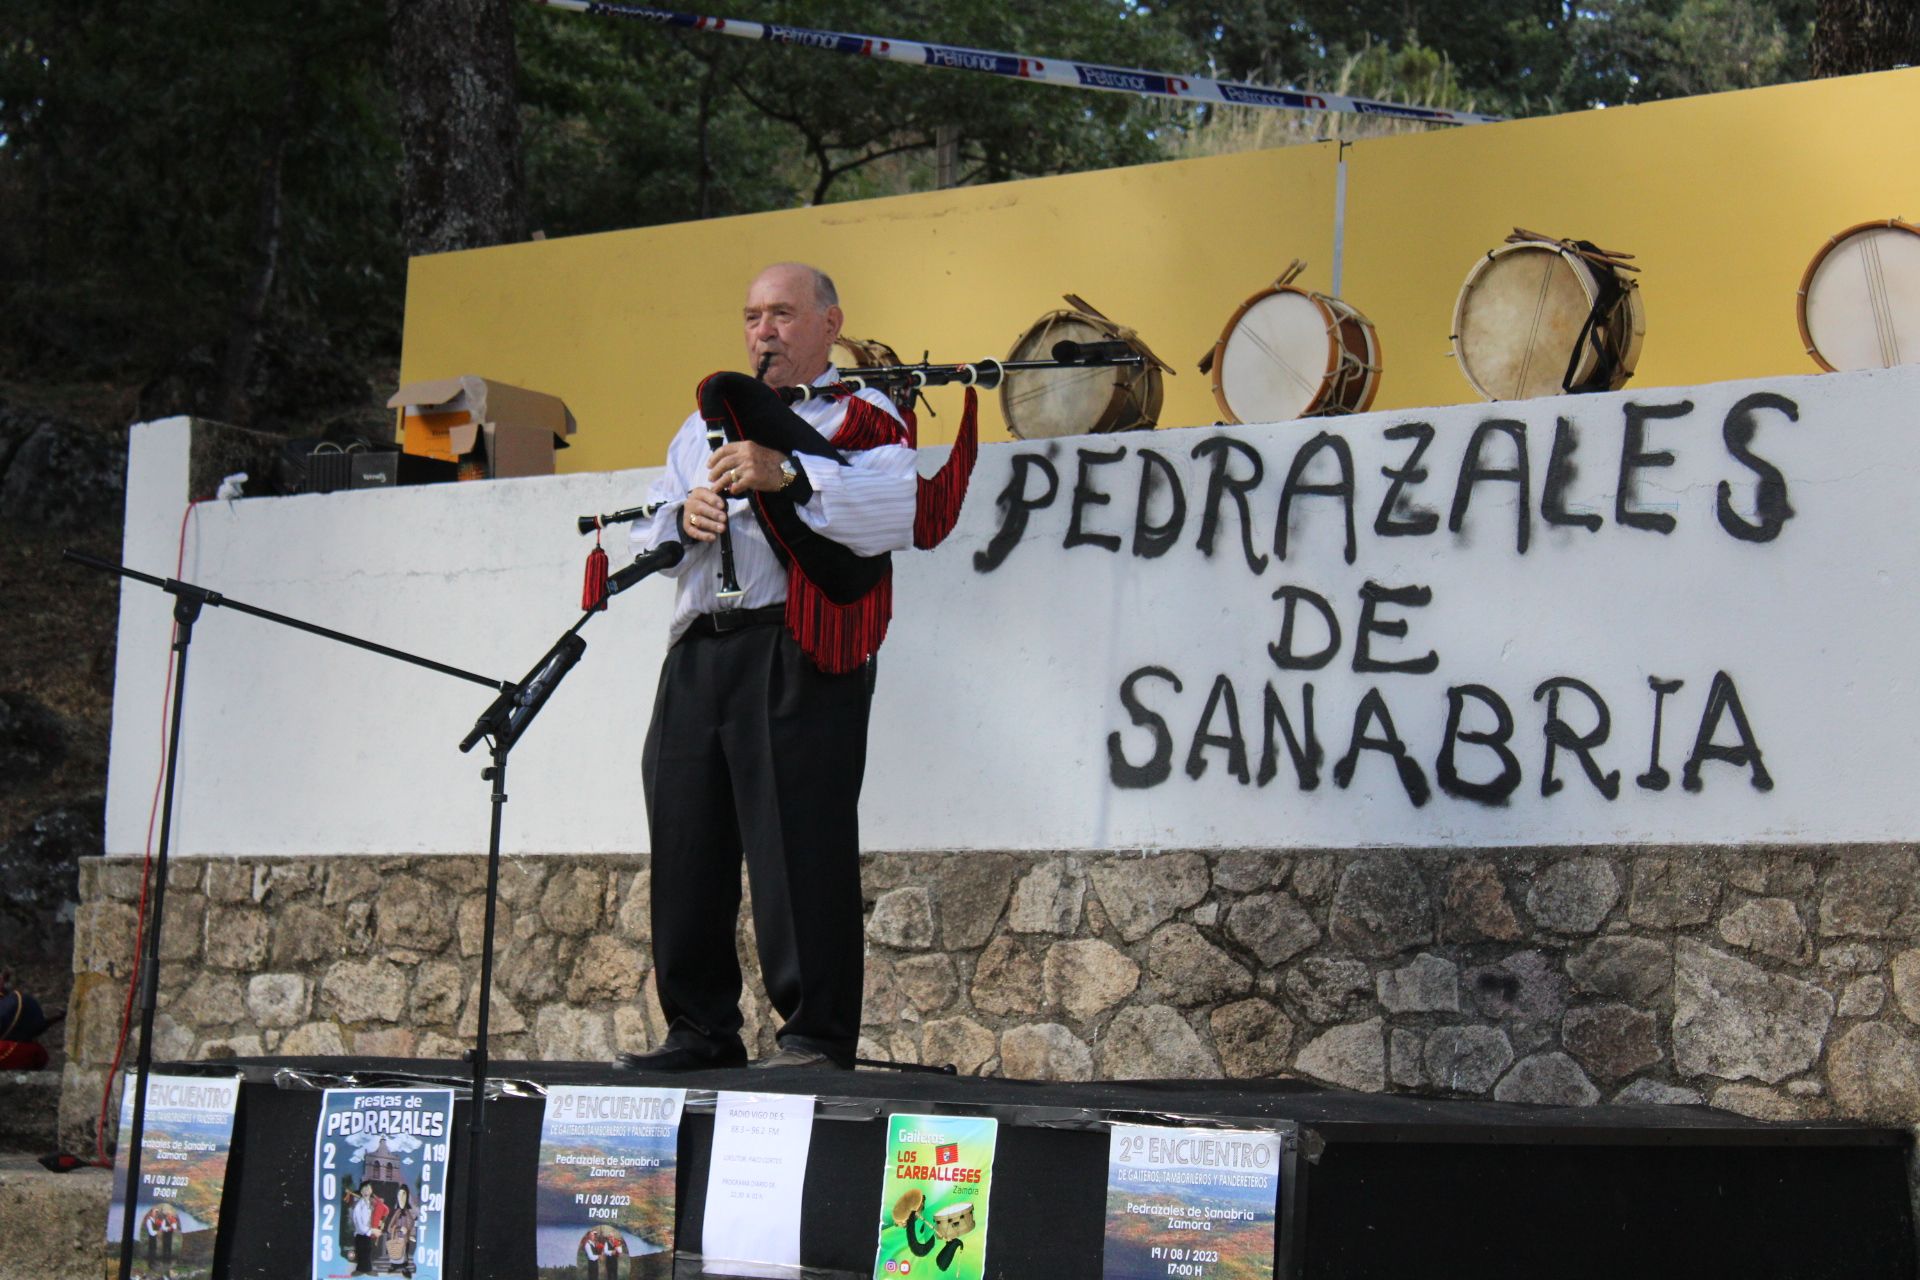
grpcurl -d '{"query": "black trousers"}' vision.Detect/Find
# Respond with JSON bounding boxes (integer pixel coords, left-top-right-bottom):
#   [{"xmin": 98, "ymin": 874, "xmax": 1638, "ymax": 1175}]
[{"xmin": 643, "ymin": 620, "xmax": 871, "ymax": 1060}]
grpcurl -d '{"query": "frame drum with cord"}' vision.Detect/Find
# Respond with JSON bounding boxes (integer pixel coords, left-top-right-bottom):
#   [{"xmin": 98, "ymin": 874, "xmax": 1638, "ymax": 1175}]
[
  {"xmin": 1000, "ymin": 294, "xmax": 1170, "ymax": 440},
  {"xmin": 1452, "ymin": 236, "xmax": 1646, "ymax": 401},
  {"xmin": 1797, "ymin": 218, "xmax": 1920, "ymax": 372},
  {"xmin": 1201, "ymin": 264, "xmax": 1382, "ymax": 424}
]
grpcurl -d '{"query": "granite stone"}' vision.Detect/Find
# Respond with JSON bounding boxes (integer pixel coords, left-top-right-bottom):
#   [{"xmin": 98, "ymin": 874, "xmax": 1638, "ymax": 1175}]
[
  {"xmin": 1295, "ymin": 1018, "xmax": 1386, "ymax": 1092},
  {"xmin": 1422, "ymin": 1025, "xmax": 1513, "ymax": 1095},
  {"xmin": 1088, "ymin": 853, "xmax": 1211, "ymax": 942},
  {"xmin": 1673, "ymin": 940, "xmax": 1832, "ymax": 1083},
  {"xmin": 1101, "ymin": 1006, "xmax": 1219, "ymax": 1079},
  {"xmin": 1225, "ymin": 892, "xmax": 1320, "ymax": 966},
  {"xmin": 1147, "ymin": 923, "xmax": 1252, "ymax": 1006},
  {"xmin": 1329, "ymin": 854, "xmax": 1433, "ymax": 957},
  {"xmin": 1524, "ymin": 857, "xmax": 1620, "ymax": 934},
  {"xmin": 999, "ymin": 1023, "xmax": 1094, "ymax": 1082},
  {"xmin": 1210, "ymin": 999, "xmax": 1294, "ymax": 1078}
]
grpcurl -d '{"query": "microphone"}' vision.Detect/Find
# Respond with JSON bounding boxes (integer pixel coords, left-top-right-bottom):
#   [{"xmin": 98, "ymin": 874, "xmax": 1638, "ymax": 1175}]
[
  {"xmin": 607, "ymin": 541, "xmax": 685, "ymax": 597},
  {"xmin": 1051, "ymin": 339, "xmax": 1137, "ymax": 365}
]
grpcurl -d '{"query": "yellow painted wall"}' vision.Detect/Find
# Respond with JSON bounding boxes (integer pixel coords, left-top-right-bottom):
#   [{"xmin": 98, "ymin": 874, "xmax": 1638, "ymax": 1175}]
[{"xmin": 399, "ymin": 66, "xmax": 1920, "ymax": 475}]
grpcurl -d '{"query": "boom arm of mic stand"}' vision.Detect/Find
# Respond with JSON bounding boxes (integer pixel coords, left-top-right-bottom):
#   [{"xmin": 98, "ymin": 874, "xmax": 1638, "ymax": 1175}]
[{"xmin": 63, "ymin": 549, "xmax": 510, "ymax": 694}]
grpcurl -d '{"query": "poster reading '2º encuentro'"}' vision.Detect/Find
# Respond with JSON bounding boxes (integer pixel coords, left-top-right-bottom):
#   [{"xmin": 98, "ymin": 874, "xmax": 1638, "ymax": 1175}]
[
  {"xmin": 535, "ymin": 1084, "xmax": 685, "ymax": 1279},
  {"xmin": 1102, "ymin": 1124, "xmax": 1282, "ymax": 1280},
  {"xmin": 103, "ymin": 1072, "xmax": 240, "ymax": 1280}
]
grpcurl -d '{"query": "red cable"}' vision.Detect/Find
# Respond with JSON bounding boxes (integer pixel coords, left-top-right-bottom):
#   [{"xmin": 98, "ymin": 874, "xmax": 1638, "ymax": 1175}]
[{"xmin": 95, "ymin": 499, "xmax": 201, "ymax": 1166}]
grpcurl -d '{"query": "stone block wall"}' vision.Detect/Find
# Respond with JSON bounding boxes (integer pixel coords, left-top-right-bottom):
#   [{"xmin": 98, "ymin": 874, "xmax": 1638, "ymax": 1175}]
[{"xmin": 61, "ymin": 847, "xmax": 1920, "ymax": 1151}]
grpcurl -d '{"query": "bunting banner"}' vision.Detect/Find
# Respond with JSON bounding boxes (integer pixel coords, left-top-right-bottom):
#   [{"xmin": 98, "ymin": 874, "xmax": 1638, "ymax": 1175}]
[{"xmin": 538, "ymin": 2, "xmax": 1500, "ymax": 125}]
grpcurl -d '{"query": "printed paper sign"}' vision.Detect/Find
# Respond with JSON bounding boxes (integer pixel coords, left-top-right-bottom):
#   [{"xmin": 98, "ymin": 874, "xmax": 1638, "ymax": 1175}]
[
  {"xmin": 700, "ymin": 1092, "xmax": 817, "ymax": 1277},
  {"xmin": 873, "ymin": 1114, "xmax": 997, "ymax": 1280},
  {"xmin": 310, "ymin": 1087, "xmax": 455, "ymax": 1280},
  {"xmin": 535, "ymin": 1085, "xmax": 685, "ymax": 1279},
  {"xmin": 102, "ymin": 1072, "xmax": 240, "ymax": 1280},
  {"xmin": 1102, "ymin": 1125, "xmax": 1283, "ymax": 1280}
]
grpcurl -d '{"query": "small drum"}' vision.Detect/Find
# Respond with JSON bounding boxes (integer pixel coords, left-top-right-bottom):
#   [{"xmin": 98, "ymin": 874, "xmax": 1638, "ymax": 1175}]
[
  {"xmin": 1797, "ymin": 218, "xmax": 1920, "ymax": 371},
  {"xmin": 1452, "ymin": 231, "xmax": 1646, "ymax": 401},
  {"xmin": 1201, "ymin": 261, "xmax": 1382, "ymax": 424},
  {"xmin": 1000, "ymin": 294, "xmax": 1169, "ymax": 440}
]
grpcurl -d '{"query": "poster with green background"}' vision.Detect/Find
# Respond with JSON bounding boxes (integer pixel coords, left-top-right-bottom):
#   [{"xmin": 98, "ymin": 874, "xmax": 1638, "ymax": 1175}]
[{"xmin": 872, "ymin": 1114, "xmax": 997, "ymax": 1280}]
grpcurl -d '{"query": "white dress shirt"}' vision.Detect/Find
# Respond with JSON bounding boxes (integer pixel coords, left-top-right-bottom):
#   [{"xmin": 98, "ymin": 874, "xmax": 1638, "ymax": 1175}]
[{"xmin": 629, "ymin": 368, "xmax": 918, "ymax": 640}]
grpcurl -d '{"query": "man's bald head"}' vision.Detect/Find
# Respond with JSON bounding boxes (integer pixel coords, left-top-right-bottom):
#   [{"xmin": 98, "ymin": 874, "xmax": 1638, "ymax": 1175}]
[
  {"xmin": 756, "ymin": 262, "xmax": 838, "ymax": 309},
  {"xmin": 743, "ymin": 262, "xmax": 844, "ymax": 386}
]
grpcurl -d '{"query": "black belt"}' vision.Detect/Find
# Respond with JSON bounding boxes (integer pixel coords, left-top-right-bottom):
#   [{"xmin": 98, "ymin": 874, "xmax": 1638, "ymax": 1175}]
[{"xmin": 683, "ymin": 604, "xmax": 785, "ymax": 637}]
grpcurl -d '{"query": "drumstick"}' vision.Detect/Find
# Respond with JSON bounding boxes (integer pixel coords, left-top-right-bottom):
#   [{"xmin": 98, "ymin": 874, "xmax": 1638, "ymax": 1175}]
[
  {"xmin": 1002, "ymin": 366, "xmax": 1118, "ymax": 407},
  {"xmin": 1234, "ymin": 325, "xmax": 1321, "ymax": 397},
  {"xmin": 1864, "ymin": 233, "xmax": 1899, "ymax": 367},
  {"xmin": 1513, "ymin": 254, "xmax": 1559, "ymax": 397}
]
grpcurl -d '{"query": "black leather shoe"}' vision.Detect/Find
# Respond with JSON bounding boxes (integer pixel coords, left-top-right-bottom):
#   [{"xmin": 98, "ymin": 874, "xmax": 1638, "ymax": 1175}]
[
  {"xmin": 616, "ymin": 1038, "xmax": 747, "ymax": 1072},
  {"xmin": 753, "ymin": 1045, "xmax": 851, "ymax": 1070}
]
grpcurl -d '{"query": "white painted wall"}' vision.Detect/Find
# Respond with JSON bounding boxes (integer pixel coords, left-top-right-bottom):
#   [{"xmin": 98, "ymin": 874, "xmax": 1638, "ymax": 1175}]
[{"xmin": 106, "ymin": 368, "xmax": 1920, "ymax": 854}]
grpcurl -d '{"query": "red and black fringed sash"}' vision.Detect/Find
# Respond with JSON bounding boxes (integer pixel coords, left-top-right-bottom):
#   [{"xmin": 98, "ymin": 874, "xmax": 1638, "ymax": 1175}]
[{"xmin": 696, "ymin": 371, "xmax": 979, "ymax": 673}]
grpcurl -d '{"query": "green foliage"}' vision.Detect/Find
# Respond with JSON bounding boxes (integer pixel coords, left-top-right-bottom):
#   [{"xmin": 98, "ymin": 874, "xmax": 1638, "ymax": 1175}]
[
  {"xmin": 517, "ymin": 6, "xmax": 793, "ymax": 235},
  {"xmin": 1155, "ymin": 0, "xmax": 1812, "ymax": 114},
  {"xmin": 0, "ymin": 0, "xmax": 1832, "ymax": 428},
  {"xmin": 1561, "ymin": 0, "xmax": 1812, "ymax": 105},
  {"xmin": 517, "ymin": 0, "xmax": 1187, "ymax": 222},
  {"xmin": 0, "ymin": 0, "xmax": 400, "ymax": 417}
]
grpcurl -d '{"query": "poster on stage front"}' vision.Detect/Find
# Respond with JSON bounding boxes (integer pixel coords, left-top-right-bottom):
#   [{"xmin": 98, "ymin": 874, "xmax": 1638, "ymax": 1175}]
[
  {"xmin": 534, "ymin": 1084, "xmax": 685, "ymax": 1278},
  {"xmin": 309, "ymin": 1087, "xmax": 454, "ymax": 1280},
  {"xmin": 701, "ymin": 1091, "xmax": 817, "ymax": 1277},
  {"xmin": 872, "ymin": 1113, "xmax": 997, "ymax": 1280},
  {"xmin": 1101, "ymin": 1124, "xmax": 1282, "ymax": 1280},
  {"xmin": 102, "ymin": 1071, "xmax": 240, "ymax": 1280}
]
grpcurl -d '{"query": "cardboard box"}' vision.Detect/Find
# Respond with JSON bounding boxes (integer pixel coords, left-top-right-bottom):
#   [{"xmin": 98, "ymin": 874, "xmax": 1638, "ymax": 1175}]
[{"xmin": 388, "ymin": 375, "xmax": 576, "ymax": 479}]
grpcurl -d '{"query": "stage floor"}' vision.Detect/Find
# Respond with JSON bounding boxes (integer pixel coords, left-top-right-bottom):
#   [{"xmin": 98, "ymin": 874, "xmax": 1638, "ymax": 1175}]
[{"xmin": 175, "ymin": 1057, "xmax": 1915, "ymax": 1279}]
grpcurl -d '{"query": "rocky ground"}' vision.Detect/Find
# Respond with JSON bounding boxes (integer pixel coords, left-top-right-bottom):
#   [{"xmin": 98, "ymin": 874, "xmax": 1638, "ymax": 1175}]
[
  {"xmin": 0, "ymin": 384, "xmax": 140, "ymax": 1144},
  {"xmin": 0, "ymin": 386, "xmax": 127, "ymax": 1279}
]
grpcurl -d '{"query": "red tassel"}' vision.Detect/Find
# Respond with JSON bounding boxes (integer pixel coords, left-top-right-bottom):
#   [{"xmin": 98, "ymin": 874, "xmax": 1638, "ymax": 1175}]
[
  {"xmin": 914, "ymin": 386, "xmax": 980, "ymax": 549},
  {"xmin": 582, "ymin": 540, "xmax": 609, "ymax": 611},
  {"xmin": 785, "ymin": 566, "xmax": 892, "ymax": 674},
  {"xmin": 834, "ymin": 397, "xmax": 912, "ymax": 450}
]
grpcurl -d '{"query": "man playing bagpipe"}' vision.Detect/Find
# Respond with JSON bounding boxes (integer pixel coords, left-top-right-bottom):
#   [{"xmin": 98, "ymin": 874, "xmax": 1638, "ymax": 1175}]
[{"xmin": 618, "ymin": 263, "xmax": 975, "ymax": 1072}]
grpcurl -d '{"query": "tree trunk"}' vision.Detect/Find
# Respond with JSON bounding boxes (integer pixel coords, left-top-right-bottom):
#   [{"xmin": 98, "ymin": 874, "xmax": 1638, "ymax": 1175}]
[
  {"xmin": 1812, "ymin": 0, "xmax": 1920, "ymax": 76},
  {"xmin": 388, "ymin": 0, "xmax": 525, "ymax": 256},
  {"xmin": 210, "ymin": 69, "xmax": 303, "ymax": 425}
]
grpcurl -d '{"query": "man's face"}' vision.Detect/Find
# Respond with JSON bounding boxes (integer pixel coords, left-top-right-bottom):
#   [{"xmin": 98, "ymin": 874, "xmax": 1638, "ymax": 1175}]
[{"xmin": 743, "ymin": 266, "xmax": 842, "ymax": 386}]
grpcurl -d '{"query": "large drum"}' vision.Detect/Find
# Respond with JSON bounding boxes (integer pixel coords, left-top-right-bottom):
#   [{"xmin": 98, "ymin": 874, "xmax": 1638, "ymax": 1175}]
[
  {"xmin": 1452, "ymin": 232, "xmax": 1646, "ymax": 401},
  {"xmin": 1797, "ymin": 218, "xmax": 1920, "ymax": 372},
  {"xmin": 1000, "ymin": 294, "xmax": 1169, "ymax": 440},
  {"xmin": 1201, "ymin": 262, "xmax": 1382, "ymax": 424}
]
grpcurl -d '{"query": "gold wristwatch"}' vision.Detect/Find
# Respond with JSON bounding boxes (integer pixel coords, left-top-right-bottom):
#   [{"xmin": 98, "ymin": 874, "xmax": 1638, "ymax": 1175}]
[{"xmin": 778, "ymin": 457, "xmax": 799, "ymax": 490}]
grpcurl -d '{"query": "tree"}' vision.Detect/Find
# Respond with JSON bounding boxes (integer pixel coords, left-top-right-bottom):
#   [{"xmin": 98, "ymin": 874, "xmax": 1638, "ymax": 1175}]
[
  {"xmin": 0, "ymin": 0, "xmax": 402, "ymax": 429},
  {"xmin": 1812, "ymin": 0, "xmax": 1920, "ymax": 74},
  {"xmin": 388, "ymin": 0, "xmax": 525, "ymax": 256},
  {"xmin": 519, "ymin": 0, "xmax": 1186, "ymax": 210},
  {"xmin": 515, "ymin": 5, "xmax": 793, "ymax": 236},
  {"xmin": 1560, "ymin": 0, "xmax": 1811, "ymax": 105}
]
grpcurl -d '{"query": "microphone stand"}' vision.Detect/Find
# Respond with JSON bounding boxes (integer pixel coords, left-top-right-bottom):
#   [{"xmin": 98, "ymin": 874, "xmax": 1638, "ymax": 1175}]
[{"xmin": 65, "ymin": 545, "xmax": 679, "ymax": 1280}]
